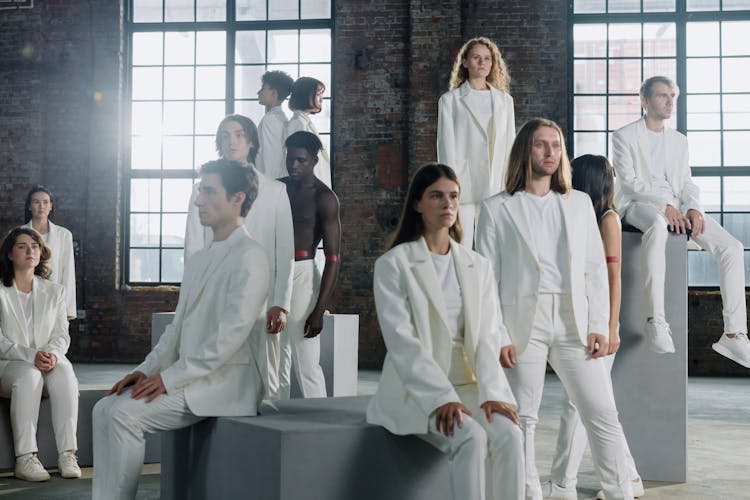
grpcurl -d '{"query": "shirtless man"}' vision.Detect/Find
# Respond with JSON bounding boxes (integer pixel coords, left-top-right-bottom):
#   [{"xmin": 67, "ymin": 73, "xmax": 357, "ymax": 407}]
[{"xmin": 278, "ymin": 131, "xmax": 342, "ymax": 398}]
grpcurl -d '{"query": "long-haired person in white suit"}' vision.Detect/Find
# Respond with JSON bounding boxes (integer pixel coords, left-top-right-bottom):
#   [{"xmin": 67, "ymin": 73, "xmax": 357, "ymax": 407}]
[
  {"xmin": 23, "ymin": 186, "xmax": 76, "ymax": 320},
  {"xmin": 437, "ymin": 37, "xmax": 516, "ymax": 247},
  {"xmin": 476, "ymin": 119, "xmax": 634, "ymax": 500},
  {"xmin": 0, "ymin": 227, "xmax": 80, "ymax": 482},
  {"xmin": 543, "ymin": 155, "xmax": 643, "ymax": 500},
  {"xmin": 367, "ymin": 163, "xmax": 524, "ymax": 500},
  {"xmin": 285, "ymin": 76, "xmax": 331, "ymax": 188}
]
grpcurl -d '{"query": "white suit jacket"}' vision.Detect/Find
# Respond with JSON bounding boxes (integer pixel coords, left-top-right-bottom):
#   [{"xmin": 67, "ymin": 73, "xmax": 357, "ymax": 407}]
[
  {"xmin": 476, "ymin": 190, "xmax": 609, "ymax": 355},
  {"xmin": 437, "ymin": 81, "xmax": 516, "ymax": 204},
  {"xmin": 23, "ymin": 220, "xmax": 76, "ymax": 318},
  {"xmin": 256, "ymin": 106, "xmax": 288, "ymax": 180},
  {"xmin": 611, "ymin": 117, "xmax": 702, "ymax": 215},
  {"xmin": 366, "ymin": 238, "xmax": 517, "ymax": 436},
  {"xmin": 284, "ymin": 110, "xmax": 332, "ymax": 187},
  {"xmin": 0, "ymin": 277, "xmax": 71, "ymax": 372},
  {"xmin": 137, "ymin": 226, "xmax": 270, "ymax": 417},
  {"xmin": 184, "ymin": 167, "xmax": 294, "ymax": 313}
]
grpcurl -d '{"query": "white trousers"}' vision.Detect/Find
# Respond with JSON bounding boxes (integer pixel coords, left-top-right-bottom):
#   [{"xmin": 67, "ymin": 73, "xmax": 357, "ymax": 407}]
[
  {"xmin": 278, "ymin": 260, "xmax": 327, "ymax": 399},
  {"xmin": 550, "ymin": 354, "xmax": 639, "ymax": 489},
  {"xmin": 0, "ymin": 359, "xmax": 78, "ymax": 457},
  {"xmin": 505, "ymin": 294, "xmax": 633, "ymax": 500},
  {"xmin": 92, "ymin": 388, "xmax": 202, "ymax": 500},
  {"xmin": 459, "ymin": 203, "xmax": 479, "ymax": 249},
  {"xmin": 265, "ymin": 320, "xmax": 281, "ymax": 399},
  {"xmin": 418, "ymin": 384, "xmax": 525, "ymax": 500},
  {"xmin": 624, "ymin": 202, "xmax": 747, "ymax": 332}
]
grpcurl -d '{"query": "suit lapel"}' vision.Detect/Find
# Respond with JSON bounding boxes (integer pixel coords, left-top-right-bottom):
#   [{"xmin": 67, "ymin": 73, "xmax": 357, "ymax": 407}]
[
  {"xmin": 5, "ymin": 284, "xmax": 29, "ymax": 340},
  {"xmin": 635, "ymin": 118, "xmax": 653, "ymax": 179},
  {"xmin": 458, "ymin": 82, "xmax": 489, "ymax": 142},
  {"xmin": 557, "ymin": 193, "xmax": 575, "ymax": 266},
  {"xmin": 31, "ymin": 277, "xmax": 45, "ymax": 348},
  {"xmin": 504, "ymin": 194, "xmax": 537, "ymax": 257},
  {"xmin": 408, "ymin": 239, "xmax": 451, "ymax": 332}
]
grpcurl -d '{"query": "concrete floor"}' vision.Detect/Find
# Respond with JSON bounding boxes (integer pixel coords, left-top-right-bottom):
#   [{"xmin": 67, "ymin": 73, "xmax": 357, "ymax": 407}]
[{"xmin": 0, "ymin": 364, "xmax": 747, "ymax": 499}]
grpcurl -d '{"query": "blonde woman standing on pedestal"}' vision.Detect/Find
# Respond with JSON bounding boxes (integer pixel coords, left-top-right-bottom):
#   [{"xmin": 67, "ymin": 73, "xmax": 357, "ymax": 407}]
[{"xmin": 437, "ymin": 37, "xmax": 516, "ymax": 247}]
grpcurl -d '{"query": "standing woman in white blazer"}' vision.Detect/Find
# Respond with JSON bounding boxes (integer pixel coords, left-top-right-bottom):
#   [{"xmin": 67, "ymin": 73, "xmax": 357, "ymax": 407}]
[
  {"xmin": 23, "ymin": 186, "xmax": 76, "ymax": 320},
  {"xmin": 0, "ymin": 227, "xmax": 80, "ymax": 482},
  {"xmin": 285, "ymin": 76, "xmax": 331, "ymax": 188},
  {"xmin": 437, "ymin": 37, "xmax": 516, "ymax": 247},
  {"xmin": 367, "ymin": 163, "xmax": 524, "ymax": 500}
]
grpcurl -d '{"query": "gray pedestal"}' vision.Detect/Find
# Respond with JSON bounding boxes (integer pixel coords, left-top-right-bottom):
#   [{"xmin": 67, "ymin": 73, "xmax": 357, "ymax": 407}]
[{"xmin": 614, "ymin": 229, "xmax": 687, "ymax": 482}]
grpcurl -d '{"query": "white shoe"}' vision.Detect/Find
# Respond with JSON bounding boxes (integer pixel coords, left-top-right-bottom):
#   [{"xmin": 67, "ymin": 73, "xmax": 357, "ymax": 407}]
[
  {"xmin": 596, "ymin": 477, "xmax": 645, "ymax": 499},
  {"xmin": 541, "ymin": 480, "xmax": 577, "ymax": 500},
  {"xmin": 645, "ymin": 318, "xmax": 675, "ymax": 354},
  {"xmin": 58, "ymin": 451, "xmax": 81, "ymax": 479},
  {"xmin": 712, "ymin": 332, "xmax": 750, "ymax": 368},
  {"xmin": 15, "ymin": 453, "xmax": 50, "ymax": 482}
]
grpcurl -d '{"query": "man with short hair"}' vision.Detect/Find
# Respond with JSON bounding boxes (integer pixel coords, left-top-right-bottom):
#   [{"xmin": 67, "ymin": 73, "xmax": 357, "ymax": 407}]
[
  {"xmin": 256, "ymin": 70, "xmax": 294, "ymax": 179},
  {"xmin": 278, "ymin": 131, "xmax": 341, "ymax": 399},
  {"xmin": 92, "ymin": 160, "xmax": 269, "ymax": 500},
  {"xmin": 612, "ymin": 75, "xmax": 750, "ymax": 367}
]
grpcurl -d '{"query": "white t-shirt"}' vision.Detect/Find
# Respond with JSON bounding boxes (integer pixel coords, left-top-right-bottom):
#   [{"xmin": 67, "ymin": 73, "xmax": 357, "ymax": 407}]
[
  {"xmin": 520, "ymin": 191, "xmax": 570, "ymax": 293},
  {"xmin": 466, "ymin": 88, "xmax": 493, "ymax": 134},
  {"xmin": 429, "ymin": 250, "xmax": 464, "ymax": 344},
  {"xmin": 16, "ymin": 286, "xmax": 35, "ymax": 348},
  {"xmin": 646, "ymin": 128, "xmax": 676, "ymax": 204}
]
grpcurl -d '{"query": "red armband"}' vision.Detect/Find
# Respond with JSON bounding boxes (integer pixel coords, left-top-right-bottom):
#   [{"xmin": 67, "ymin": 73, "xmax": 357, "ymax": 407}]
[
  {"xmin": 606, "ymin": 256, "xmax": 620, "ymax": 263},
  {"xmin": 294, "ymin": 250, "xmax": 311, "ymax": 258},
  {"xmin": 325, "ymin": 254, "xmax": 340, "ymax": 262}
]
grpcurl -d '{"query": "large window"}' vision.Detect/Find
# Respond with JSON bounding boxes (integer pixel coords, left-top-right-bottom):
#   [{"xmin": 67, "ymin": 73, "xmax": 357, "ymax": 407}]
[
  {"xmin": 570, "ymin": 0, "xmax": 750, "ymax": 286},
  {"xmin": 125, "ymin": 0, "xmax": 333, "ymax": 284}
]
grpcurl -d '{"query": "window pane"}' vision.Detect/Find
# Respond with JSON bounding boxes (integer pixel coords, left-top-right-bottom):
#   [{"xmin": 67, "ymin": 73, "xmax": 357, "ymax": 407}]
[
  {"xmin": 195, "ymin": 136, "xmax": 216, "ymax": 168},
  {"xmin": 299, "ymin": 64, "xmax": 331, "ymax": 97},
  {"xmin": 301, "ymin": 0, "xmax": 331, "ymax": 19},
  {"xmin": 687, "ymin": 58, "xmax": 720, "ymax": 93},
  {"xmin": 130, "ymin": 249, "xmax": 160, "ymax": 282},
  {"xmin": 724, "ymin": 0, "xmax": 750, "ymax": 10},
  {"xmin": 163, "ymin": 101, "xmax": 194, "ymax": 135},
  {"xmin": 132, "ymin": 32, "xmax": 163, "ymax": 65},
  {"xmin": 266, "ymin": 63, "xmax": 299, "ymax": 79},
  {"xmin": 725, "ymin": 177, "xmax": 750, "ymax": 210},
  {"xmin": 234, "ymin": 65, "xmax": 265, "ymax": 99},
  {"xmin": 686, "ymin": 22, "xmax": 719, "ymax": 57},
  {"xmin": 643, "ymin": 23, "xmax": 675, "ymax": 57},
  {"xmin": 723, "ymin": 214, "xmax": 750, "ymax": 247},
  {"xmin": 722, "ymin": 58, "xmax": 750, "ymax": 93},
  {"xmin": 687, "ymin": 94, "xmax": 721, "ymax": 129},
  {"xmin": 132, "ymin": 101, "xmax": 162, "ymax": 136},
  {"xmin": 131, "ymin": 179, "xmax": 161, "ymax": 212},
  {"xmin": 724, "ymin": 132, "xmax": 750, "ymax": 167},
  {"xmin": 163, "ymin": 136, "xmax": 194, "ymax": 170},
  {"xmin": 574, "ymin": 0, "xmax": 605, "ymax": 13},
  {"xmin": 132, "ymin": 67, "xmax": 163, "ymax": 100},
  {"xmin": 195, "ymin": 101, "xmax": 226, "ymax": 134},
  {"xmin": 163, "ymin": 67, "xmax": 195, "ymax": 99},
  {"xmin": 723, "ymin": 94, "xmax": 750, "ymax": 130},
  {"xmin": 609, "ymin": 24, "xmax": 641, "ymax": 57},
  {"xmin": 236, "ymin": 0, "xmax": 265, "ymax": 21},
  {"xmin": 608, "ymin": 95, "xmax": 641, "ymax": 130},
  {"xmin": 608, "ymin": 0, "xmax": 640, "ymax": 13},
  {"xmin": 688, "ymin": 131, "xmax": 722, "ymax": 166},
  {"xmin": 196, "ymin": 31, "xmax": 226, "ymax": 65},
  {"xmin": 689, "ymin": 250, "xmax": 719, "ymax": 286},
  {"xmin": 133, "ymin": 0, "xmax": 162, "ymax": 22},
  {"xmin": 164, "ymin": 32, "xmax": 195, "ymax": 65},
  {"xmin": 197, "ymin": 0, "xmax": 225, "ymax": 22},
  {"xmin": 234, "ymin": 100, "xmax": 265, "ymax": 126},
  {"xmin": 131, "ymin": 135, "xmax": 162, "ymax": 170},
  {"xmin": 268, "ymin": 30, "xmax": 298, "ymax": 63},
  {"xmin": 574, "ymin": 24, "xmax": 607, "ymax": 58},
  {"xmin": 574, "ymin": 59, "xmax": 606, "ymax": 93},
  {"xmin": 643, "ymin": 0, "xmax": 675, "ymax": 11},
  {"xmin": 236, "ymin": 31, "xmax": 265, "ymax": 64},
  {"xmin": 130, "ymin": 214, "xmax": 161, "ymax": 247},
  {"xmin": 692, "ymin": 176, "xmax": 720, "ymax": 211},
  {"xmin": 722, "ymin": 21, "xmax": 750, "ymax": 57},
  {"xmin": 643, "ymin": 59, "xmax": 676, "ymax": 86},
  {"xmin": 269, "ymin": 0, "xmax": 298, "ymax": 20},
  {"xmin": 161, "ymin": 249, "xmax": 184, "ymax": 282},
  {"xmin": 686, "ymin": 0, "xmax": 719, "ymax": 10},
  {"xmin": 608, "ymin": 59, "xmax": 641, "ymax": 93},
  {"xmin": 574, "ymin": 132, "xmax": 607, "ymax": 156},
  {"xmin": 163, "ymin": 179, "xmax": 194, "ymax": 212},
  {"xmin": 300, "ymin": 30, "xmax": 331, "ymax": 63},
  {"xmin": 162, "ymin": 216, "xmax": 187, "ymax": 247},
  {"xmin": 196, "ymin": 66, "xmax": 226, "ymax": 99},
  {"xmin": 165, "ymin": 0, "xmax": 193, "ymax": 22},
  {"xmin": 574, "ymin": 96, "xmax": 607, "ymax": 130}
]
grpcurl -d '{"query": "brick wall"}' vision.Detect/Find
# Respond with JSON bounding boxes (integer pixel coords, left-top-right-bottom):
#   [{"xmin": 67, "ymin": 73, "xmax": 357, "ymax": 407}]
[{"xmin": 0, "ymin": 0, "xmax": 745, "ymax": 375}]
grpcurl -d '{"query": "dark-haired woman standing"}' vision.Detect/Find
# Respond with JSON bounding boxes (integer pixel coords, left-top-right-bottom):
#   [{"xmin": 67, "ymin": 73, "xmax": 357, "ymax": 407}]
[{"xmin": 285, "ymin": 76, "xmax": 331, "ymax": 187}]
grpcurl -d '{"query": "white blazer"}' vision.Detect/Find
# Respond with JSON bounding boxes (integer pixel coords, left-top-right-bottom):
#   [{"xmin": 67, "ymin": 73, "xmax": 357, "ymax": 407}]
[
  {"xmin": 437, "ymin": 81, "xmax": 516, "ymax": 205},
  {"xmin": 136, "ymin": 226, "xmax": 270, "ymax": 417},
  {"xmin": 0, "ymin": 277, "xmax": 71, "ymax": 372},
  {"xmin": 476, "ymin": 190, "xmax": 609, "ymax": 355},
  {"xmin": 366, "ymin": 238, "xmax": 517, "ymax": 436},
  {"xmin": 611, "ymin": 117, "xmax": 702, "ymax": 215},
  {"xmin": 284, "ymin": 110, "xmax": 332, "ymax": 188},
  {"xmin": 256, "ymin": 106, "xmax": 289, "ymax": 180},
  {"xmin": 184, "ymin": 167, "xmax": 294, "ymax": 313},
  {"xmin": 23, "ymin": 221, "xmax": 76, "ymax": 319}
]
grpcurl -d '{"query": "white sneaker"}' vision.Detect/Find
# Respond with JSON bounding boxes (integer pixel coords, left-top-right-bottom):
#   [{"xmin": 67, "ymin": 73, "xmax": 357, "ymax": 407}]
[
  {"xmin": 58, "ymin": 451, "xmax": 81, "ymax": 479},
  {"xmin": 645, "ymin": 318, "xmax": 675, "ymax": 354},
  {"xmin": 596, "ymin": 477, "xmax": 645, "ymax": 499},
  {"xmin": 15, "ymin": 453, "xmax": 50, "ymax": 482},
  {"xmin": 541, "ymin": 480, "xmax": 577, "ymax": 500},
  {"xmin": 712, "ymin": 332, "xmax": 750, "ymax": 368}
]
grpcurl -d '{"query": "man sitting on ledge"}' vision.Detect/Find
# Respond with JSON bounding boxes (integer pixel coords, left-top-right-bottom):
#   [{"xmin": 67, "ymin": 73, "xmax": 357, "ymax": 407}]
[{"xmin": 91, "ymin": 160, "xmax": 270, "ymax": 500}]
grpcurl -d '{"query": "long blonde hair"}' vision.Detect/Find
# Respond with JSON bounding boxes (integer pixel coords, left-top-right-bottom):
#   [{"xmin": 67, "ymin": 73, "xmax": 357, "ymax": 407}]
[{"xmin": 449, "ymin": 37, "xmax": 510, "ymax": 92}]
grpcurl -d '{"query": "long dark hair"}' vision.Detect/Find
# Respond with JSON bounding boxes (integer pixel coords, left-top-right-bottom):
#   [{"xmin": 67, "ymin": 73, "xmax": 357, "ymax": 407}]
[
  {"xmin": 24, "ymin": 185, "xmax": 55, "ymax": 223},
  {"xmin": 571, "ymin": 154, "xmax": 616, "ymax": 221},
  {"xmin": 215, "ymin": 114, "xmax": 259, "ymax": 165},
  {"xmin": 388, "ymin": 163, "xmax": 463, "ymax": 249},
  {"xmin": 0, "ymin": 227, "xmax": 52, "ymax": 287}
]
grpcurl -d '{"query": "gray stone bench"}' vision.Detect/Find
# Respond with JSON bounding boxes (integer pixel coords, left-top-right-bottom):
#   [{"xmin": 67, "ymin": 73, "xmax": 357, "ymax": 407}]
[{"xmin": 160, "ymin": 396, "xmax": 452, "ymax": 500}]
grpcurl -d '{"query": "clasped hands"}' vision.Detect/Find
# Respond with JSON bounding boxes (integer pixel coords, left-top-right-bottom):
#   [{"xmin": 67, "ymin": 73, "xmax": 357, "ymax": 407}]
[
  {"xmin": 665, "ymin": 205, "xmax": 704, "ymax": 237},
  {"xmin": 34, "ymin": 351, "xmax": 57, "ymax": 372},
  {"xmin": 434, "ymin": 400, "xmax": 520, "ymax": 437},
  {"xmin": 107, "ymin": 371, "xmax": 166, "ymax": 403}
]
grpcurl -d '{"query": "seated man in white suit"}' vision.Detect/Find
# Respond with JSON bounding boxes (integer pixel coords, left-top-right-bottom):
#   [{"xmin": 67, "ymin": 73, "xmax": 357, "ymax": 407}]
[
  {"xmin": 92, "ymin": 160, "xmax": 270, "ymax": 500},
  {"xmin": 476, "ymin": 118, "xmax": 634, "ymax": 500},
  {"xmin": 612, "ymin": 75, "xmax": 750, "ymax": 366},
  {"xmin": 185, "ymin": 114, "xmax": 294, "ymax": 399}
]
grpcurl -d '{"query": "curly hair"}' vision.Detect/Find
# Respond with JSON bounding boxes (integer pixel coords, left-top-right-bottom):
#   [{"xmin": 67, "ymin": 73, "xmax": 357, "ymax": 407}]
[
  {"xmin": 449, "ymin": 37, "xmax": 510, "ymax": 92},
  {"xmin": 0, "ymin": 227, "xmax": 52, "ymax": 287}
]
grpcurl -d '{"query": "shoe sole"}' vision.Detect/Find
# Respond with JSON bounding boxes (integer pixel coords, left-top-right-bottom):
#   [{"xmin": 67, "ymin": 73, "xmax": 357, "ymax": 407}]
[
  {"xmin": 712, "ymin": 343, "xmax": 750, "ymax": 368},
  {"xmin": 648, "ymin": 342, "xmax": 675, "ymax": 354},
  {"xmin": 15, "ymin": 474, "xmax": 50, "ymax": 482}
]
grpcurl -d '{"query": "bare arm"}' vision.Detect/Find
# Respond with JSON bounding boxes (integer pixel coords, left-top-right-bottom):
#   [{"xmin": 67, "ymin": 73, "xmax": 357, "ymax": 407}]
[{"xmin": 599, "ymin": 212, "xmax": 622, "ymax": 354}]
